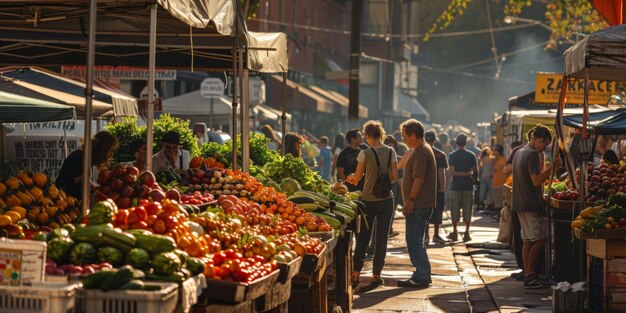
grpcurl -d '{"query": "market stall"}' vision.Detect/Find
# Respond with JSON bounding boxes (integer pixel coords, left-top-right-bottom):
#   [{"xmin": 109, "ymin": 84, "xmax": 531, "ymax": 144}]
[{"xmin": 551, "ymin": 23, "xmax": 626, "ymax": 312}]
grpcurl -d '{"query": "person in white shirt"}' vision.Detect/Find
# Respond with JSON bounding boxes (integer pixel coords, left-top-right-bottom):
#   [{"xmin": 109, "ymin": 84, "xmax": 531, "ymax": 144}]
[{"xmin": 152, "ymin": 131, "xmax": 190, "ymax": 173}]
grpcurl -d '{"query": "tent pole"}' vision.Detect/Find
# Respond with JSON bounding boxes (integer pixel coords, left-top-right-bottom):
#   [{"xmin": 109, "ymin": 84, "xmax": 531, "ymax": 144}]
[
  {"xmin": 146, "ymin": 3, "xmax": 157, "ymax": 172},
  {"xmin": 231, "ymin": 13, "xmax": 238, "ymax": 171},
  {"xmin": 241, "ymin": 54, "xmax": 250, "ymax": 172},
  {"xmin": 0, "ymin": 123, "xmax": 4, "ymax": 162},
  {"xmin": 81, "ymin": 0, "xmax": 96, "ymax": 215},
  {"xmin": 281, "ymin": 73, "xmax": 287, "ymax": 156}
]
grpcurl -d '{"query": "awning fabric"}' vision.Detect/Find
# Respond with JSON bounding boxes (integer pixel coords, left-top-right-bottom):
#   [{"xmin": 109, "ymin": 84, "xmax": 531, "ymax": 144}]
[
  {"xmin": 398, "ymin": 92, "xmax": 429, "ymax": 121},
  {"xmin": 267, "ymin": 76, "xmax": 335, "ymax": 114},
  {"xmin": 1, "ymin": 67, "xmax": 138, "ymax": 117},
  {"xmin": 508, "ymin": 91, "xmax": 554, "ymax": 110},
  {"xmin": 563, "ymin": 109, "xmax": 621, "ymax": 129},
  {"xmin": 308, "ymin": 86, "xmax": 368, "ymax": 118},
  {"xmin": 592, "ymin": 0, "xmax": 625, "ymax": 26},
  {"xmin": 0, "ymin": 76, "xmax": 113, "ymax": 118},
  {"xmin": 255, "ymin": 104, "xmax": 291, "ymax": 120},
  {"xmin": 163, "ymin": 92, "xmax": 232, "ymax": 115},
  {"xmin": 0, "ymin": 1, "xmax": 288, "ymax": 73},
  {"xmin": 0, "ymin": 90, "xmax": 75, "ymax": 123},
  {"xmin": 564, "ymin": 24, "xmax": 626, "ymax": 82}
]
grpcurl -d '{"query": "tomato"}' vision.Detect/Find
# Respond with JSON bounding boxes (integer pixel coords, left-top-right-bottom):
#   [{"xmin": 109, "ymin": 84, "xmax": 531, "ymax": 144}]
[
  {"xmin": 212, "ymin": 252, "xmax": 227, "ymax": 266},
  {"xmin": 145, "ymin": 202, "xmax": 161, "ymax": 215},
  {"xmin": 234, "ymin": 268, "xmax": 250, "ymax": 282},
  {"xmin": 152, "ymin": 220, "xmax": 167, "ymax": 234},
  {"xmin": 145, "ymin": 215, "xmax": 158, "ymax": 227},
  {"xmin": 164, "ymin": 215, "xmax": 179, "ymax": 229},
  {"xmin": 134, "ymin": 207, "xmax": 147, "ymax": 222},
  {"xmin": 130, "ymin": 221, "xmax": 148, "ymax": 230},
  {"xmin": 126, "ymin": 211, "xmax": 140, "ymax": 225},
  {"xmin": 114, "ymin": 210, "xmax": 129, "ymax": 225},
  {"xmin": 219, "ymin": 263, "xmax": 232, "ymax": 278},
  {"xmin": 139, "ymin": 199, "xmax": 150, "ymax": 206},
  {"xmin": 253, "ymin": 255, "xmax": 265, "ymax": 263}
]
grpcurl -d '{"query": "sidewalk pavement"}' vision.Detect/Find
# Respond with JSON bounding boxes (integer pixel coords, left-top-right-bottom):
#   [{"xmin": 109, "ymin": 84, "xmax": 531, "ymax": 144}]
[{"xmin": 351, "ymin": 208, "xmax": 553, "ymax": 313}]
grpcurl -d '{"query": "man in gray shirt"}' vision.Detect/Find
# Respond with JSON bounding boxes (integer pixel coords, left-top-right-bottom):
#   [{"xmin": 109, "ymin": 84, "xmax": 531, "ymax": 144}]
[{"xmin": 512, "ymin": 125, "xmax": 561, "ymax": 289}]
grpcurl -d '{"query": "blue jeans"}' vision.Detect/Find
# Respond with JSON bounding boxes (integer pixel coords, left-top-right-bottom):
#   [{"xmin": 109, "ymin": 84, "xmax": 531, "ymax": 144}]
[
  {"xmin": 406, "ymin": 208, "xmax": 433, "ymax": 281},
  {"xmin": 353, "ymin": 198, "xmax": 394, "ymax": 276}
]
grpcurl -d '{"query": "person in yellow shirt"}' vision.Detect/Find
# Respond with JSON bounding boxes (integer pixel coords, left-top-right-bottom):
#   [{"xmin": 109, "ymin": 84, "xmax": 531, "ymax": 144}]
[{"xmin": 491, "ymin": 145, "xmax": 507, "ymax": 219}]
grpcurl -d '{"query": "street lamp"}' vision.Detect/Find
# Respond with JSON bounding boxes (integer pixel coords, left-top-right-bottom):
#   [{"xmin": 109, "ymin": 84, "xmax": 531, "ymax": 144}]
[{"xmin": 504, "ymin": 16, "xmax": 552, "ymax": 32}]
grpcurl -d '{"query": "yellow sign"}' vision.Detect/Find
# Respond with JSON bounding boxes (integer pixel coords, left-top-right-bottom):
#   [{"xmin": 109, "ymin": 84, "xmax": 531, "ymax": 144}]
[{"xmin": 535, "ymin": 73, "xmax": 616, "ymax": 105}]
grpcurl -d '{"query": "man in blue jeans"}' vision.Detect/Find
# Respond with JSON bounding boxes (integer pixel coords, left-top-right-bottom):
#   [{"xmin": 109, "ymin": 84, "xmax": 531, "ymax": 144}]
[{"xmin": 397, "ymin": 119, "xmax": 437, "ymax": 288}]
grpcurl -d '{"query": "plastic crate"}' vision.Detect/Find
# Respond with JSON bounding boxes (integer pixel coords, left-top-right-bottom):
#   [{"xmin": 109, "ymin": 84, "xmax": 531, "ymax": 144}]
[
  {"xmin": 588, "ymin": 256, "xmax": 604, "ymax": 312},
  {"xmin": 0, "ymin": 282, "xmax": 81, "ymax": 313},
  {"xmin": 82, "ymin": 282, "xmax": 178, "ymax": 313}
]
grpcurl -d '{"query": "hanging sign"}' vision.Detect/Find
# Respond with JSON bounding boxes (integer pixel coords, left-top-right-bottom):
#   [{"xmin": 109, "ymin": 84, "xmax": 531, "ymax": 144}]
[
  {"xmin": 535, "ymin": 72, "xmax": 616, "ymax": 105},
  {"xmin": 201, "ymin": 78, "xmax": 225, "ymax": 99},
  {"xmin": 61, "ymin": 66, "xmax": 177, "ymax": 81}
]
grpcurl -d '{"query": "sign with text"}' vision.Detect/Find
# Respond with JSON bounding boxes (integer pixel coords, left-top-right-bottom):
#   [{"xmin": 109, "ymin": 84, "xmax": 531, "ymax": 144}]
[
  {"xmin": 535, "ymin": 73, "xmax": 616, "ymax": 105},
  {"xmin": 201, "ymin": 78, "xmax": 225, "ymax": 99},
  {"xmin": 61, "ymin": 66, "xmax": 177, "ymax": 81},
  {"xmin": 137, "ymin": 98, "xmax": 163, "ymax": 114},
  {"xmin": 5, "ymin": 136, "xmax": 80, "ymax": 178}
]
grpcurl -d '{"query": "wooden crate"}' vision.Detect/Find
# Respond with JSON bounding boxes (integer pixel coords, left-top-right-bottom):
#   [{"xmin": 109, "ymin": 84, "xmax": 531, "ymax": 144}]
[{"xmin": 585, "ymin": 239, "xmax": 626, "ymax": 312}]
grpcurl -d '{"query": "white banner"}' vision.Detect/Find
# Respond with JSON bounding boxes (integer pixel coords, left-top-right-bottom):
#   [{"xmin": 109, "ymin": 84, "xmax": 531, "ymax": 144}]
[{"xmin": 6, "ymin": 135, "xmax": 80, "ymax": 179}]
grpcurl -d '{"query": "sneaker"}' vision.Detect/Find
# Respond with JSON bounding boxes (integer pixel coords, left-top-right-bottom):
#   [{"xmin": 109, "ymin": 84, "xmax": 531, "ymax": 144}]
[
  {"xmin": 447, "ymin": 231, "xmax": 458, "ymax": 242},
  {"xmin": 369, "ymin": 277, "xmax": 384, "ymax": 287},
  {"xmin": 510, "ymin": 271, "xmax": 524, "ymax": 279},
  {"xmin": 397, "ymin": 278, "xmax": 430, "ymax": 288},
  {"xmin": 523, "ymin": 276, "xmax": 545, "ymax": 289},
  {"xmin": 388, "ymin": 231, "xmax": 400, "ymax": 238},
  {"xmin": 463, "ymin": 232, "xmax": 472, "ymax": 242},
  {"xmin": 432, "ymin": 235, "xmax": 447, "ymax": 244},
  {"xmin": 516, "ymin": 274, "xmax": 525, "ymax": 281}
]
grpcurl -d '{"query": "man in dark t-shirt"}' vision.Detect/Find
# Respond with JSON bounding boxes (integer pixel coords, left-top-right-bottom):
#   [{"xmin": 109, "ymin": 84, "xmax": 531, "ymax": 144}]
[
  {"xmin": 336, "ymin": 129, "xmax": 364, "ymax": 192},
  {"xmin": 511, "ymin": 125, "xmax": 561, "ymax": 289},
  {"xmin": 448, "ymin": 133, "xmax": 478, "ymax": 242},
  {"xmin": 424, "ymin": 131, "xmax": 448, "ymax": 244}
]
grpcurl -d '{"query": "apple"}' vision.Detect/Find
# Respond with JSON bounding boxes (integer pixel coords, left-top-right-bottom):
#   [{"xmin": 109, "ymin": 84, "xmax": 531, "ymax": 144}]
[
  {"xmin": 149, "ymin": 189, "xmax": 166, "ymax": 202},
  {"xmin": 121, "ymin": 185, "xmax": 136, "ymax": 198},
  {"xmin": 110, "ymin": 178, "xmax": 124, "ymax": 191},
  {"xmin": 126, "ymin": 166, "xmax": 140, "ymax": 176},
  {"xmin": 165, "ymin": 189, "xmax": 181, "ymax": 202},
  {"xmin": 138, "ymin": 171, "xmax": 156, "ymax": 187},
  {"xmin": 123, "ymin": 174, "xmax": 137, "ymax": 185}
]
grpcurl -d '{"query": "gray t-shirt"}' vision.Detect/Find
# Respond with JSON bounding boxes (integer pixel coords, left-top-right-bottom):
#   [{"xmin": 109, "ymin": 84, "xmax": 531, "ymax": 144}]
[
  {"xmin": 356, "ymin": 146, "xmax": 397, "ymax": 201},
  {"xmin": 449, "ymin": 149, "xmax": 477, "ymax": 191},
  {"xmin": 511, "ymin": 145, "xmax": 544, "ymax": 212}
]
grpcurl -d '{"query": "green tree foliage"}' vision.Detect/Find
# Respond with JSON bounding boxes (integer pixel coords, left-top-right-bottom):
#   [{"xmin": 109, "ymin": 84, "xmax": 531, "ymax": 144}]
[
  {"xmin": 152, "ymin": 114, "xmax": 200, "ymax": 157},
  {"xmin": 425, "ymin": 0, "xmax": 608, "ymax": 46},
  {"xmin": 105, "ymin": 114, "xmax": 200, "ymax": 163},
  {"xmin": 424, "ymin": 0, "xmax": 471, "ymax": 42},
  {"xmin": 104, "ymin": 117, "xmax": 146, "ymax": 163},
  {"xmin": 505, "ymin": 0, "xmax": 607, "ymax": 49}
]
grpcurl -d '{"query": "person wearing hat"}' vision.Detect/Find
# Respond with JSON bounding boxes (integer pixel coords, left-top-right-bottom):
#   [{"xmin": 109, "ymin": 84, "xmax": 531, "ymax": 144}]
[
  {"xmin": 490, "ymin": 144, "xmax": 507, "ymax": 220},
  {"xmin": 424, "ymin": 130, "xmax": 449, "ymax": 244},
  {"xmin": 152, "ymin": 131, "xmax": 190, "ymax": 173},
  {"xmin": 447, "ymin": 133, "xmax": 478, "ymax": 242},
  {"xmin": 125, "ymin": 138, "xmax": 148, "ymax": 172}
]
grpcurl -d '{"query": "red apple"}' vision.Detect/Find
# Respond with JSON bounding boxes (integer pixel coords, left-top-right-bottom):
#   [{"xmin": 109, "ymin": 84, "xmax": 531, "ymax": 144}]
[
  {"xmin": 126, "ymin": 166, "xmax": 140, "ymax": 176},
  {"xmin": 110, "ymin": 178, "xmax": 124, "ymax": 191}
]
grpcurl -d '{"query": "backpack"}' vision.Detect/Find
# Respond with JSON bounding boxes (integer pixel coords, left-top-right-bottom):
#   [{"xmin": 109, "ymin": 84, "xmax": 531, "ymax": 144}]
[{"xmin": 371, "ymin": 147, "xmax": 393, "ymax": 199}]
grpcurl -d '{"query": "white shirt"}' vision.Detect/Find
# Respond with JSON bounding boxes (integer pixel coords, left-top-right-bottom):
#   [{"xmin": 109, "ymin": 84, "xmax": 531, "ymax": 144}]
[{"xmin": 152, "ymin": 149, "xmax": 190, "ymax": 173}]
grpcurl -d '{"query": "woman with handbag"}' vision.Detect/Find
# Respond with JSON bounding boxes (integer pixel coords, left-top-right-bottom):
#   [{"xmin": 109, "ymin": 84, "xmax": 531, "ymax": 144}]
[{"xmin": 346, "ymin": 120, "xmax": 398, "ymax": 290}]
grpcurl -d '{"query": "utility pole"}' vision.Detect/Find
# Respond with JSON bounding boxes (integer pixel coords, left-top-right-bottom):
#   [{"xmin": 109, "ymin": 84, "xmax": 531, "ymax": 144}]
[{"xmin": 348, "ymin": 0, "xmax": 362, "ymax": 122}]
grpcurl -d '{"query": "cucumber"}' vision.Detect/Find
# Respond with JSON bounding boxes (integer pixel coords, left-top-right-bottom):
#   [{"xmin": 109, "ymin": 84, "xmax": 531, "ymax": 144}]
[
  {"xmin": 82, "ymin": 270, "xmax": 117, "ymax": 289},
  {"xmin": 119, "ymin": 279, "xmax": 145, "ymax": 290},
  {"xmin": 101, "ymin": 266, "xmax": 134, "ymax": 291}
]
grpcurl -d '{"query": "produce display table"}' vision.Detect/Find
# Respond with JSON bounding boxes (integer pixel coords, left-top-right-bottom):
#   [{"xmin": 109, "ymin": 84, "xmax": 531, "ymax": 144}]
[
  {"xmin": 288, "ymin": 240, "xmax": 331, "ymax": 313},
  {"xmin": 577, "ymin": 236, "xmax": 626, "ymax": 312},
  {"xmin": 328, "ymin": 222, "xmax": 356, "ymax": 312},
  {"xmin": 549, "ymin": 198, "xmax": 586, "ymax": 284}
]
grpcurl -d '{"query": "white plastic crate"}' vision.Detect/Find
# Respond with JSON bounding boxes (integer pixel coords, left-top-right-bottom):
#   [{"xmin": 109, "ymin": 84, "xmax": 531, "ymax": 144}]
[
  {"xmin": 82, "ymin": 282, "xmax": 178, "ymax": 313},
  {"xmin": 0, "ymin": 282, "xmax": 81, "ymax": 313}
]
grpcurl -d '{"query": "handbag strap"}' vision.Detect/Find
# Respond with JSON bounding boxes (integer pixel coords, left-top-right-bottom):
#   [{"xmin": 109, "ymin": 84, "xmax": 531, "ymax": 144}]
[{"xmin": 371, "ymin": 147, "xmax": 392, "ymax": 173}]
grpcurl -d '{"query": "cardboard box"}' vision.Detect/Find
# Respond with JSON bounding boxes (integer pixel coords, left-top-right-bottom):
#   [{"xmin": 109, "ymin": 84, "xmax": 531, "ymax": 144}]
[{"xmin": 0, "ymin": 238, "xmax": 46, "ymax": 285}]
